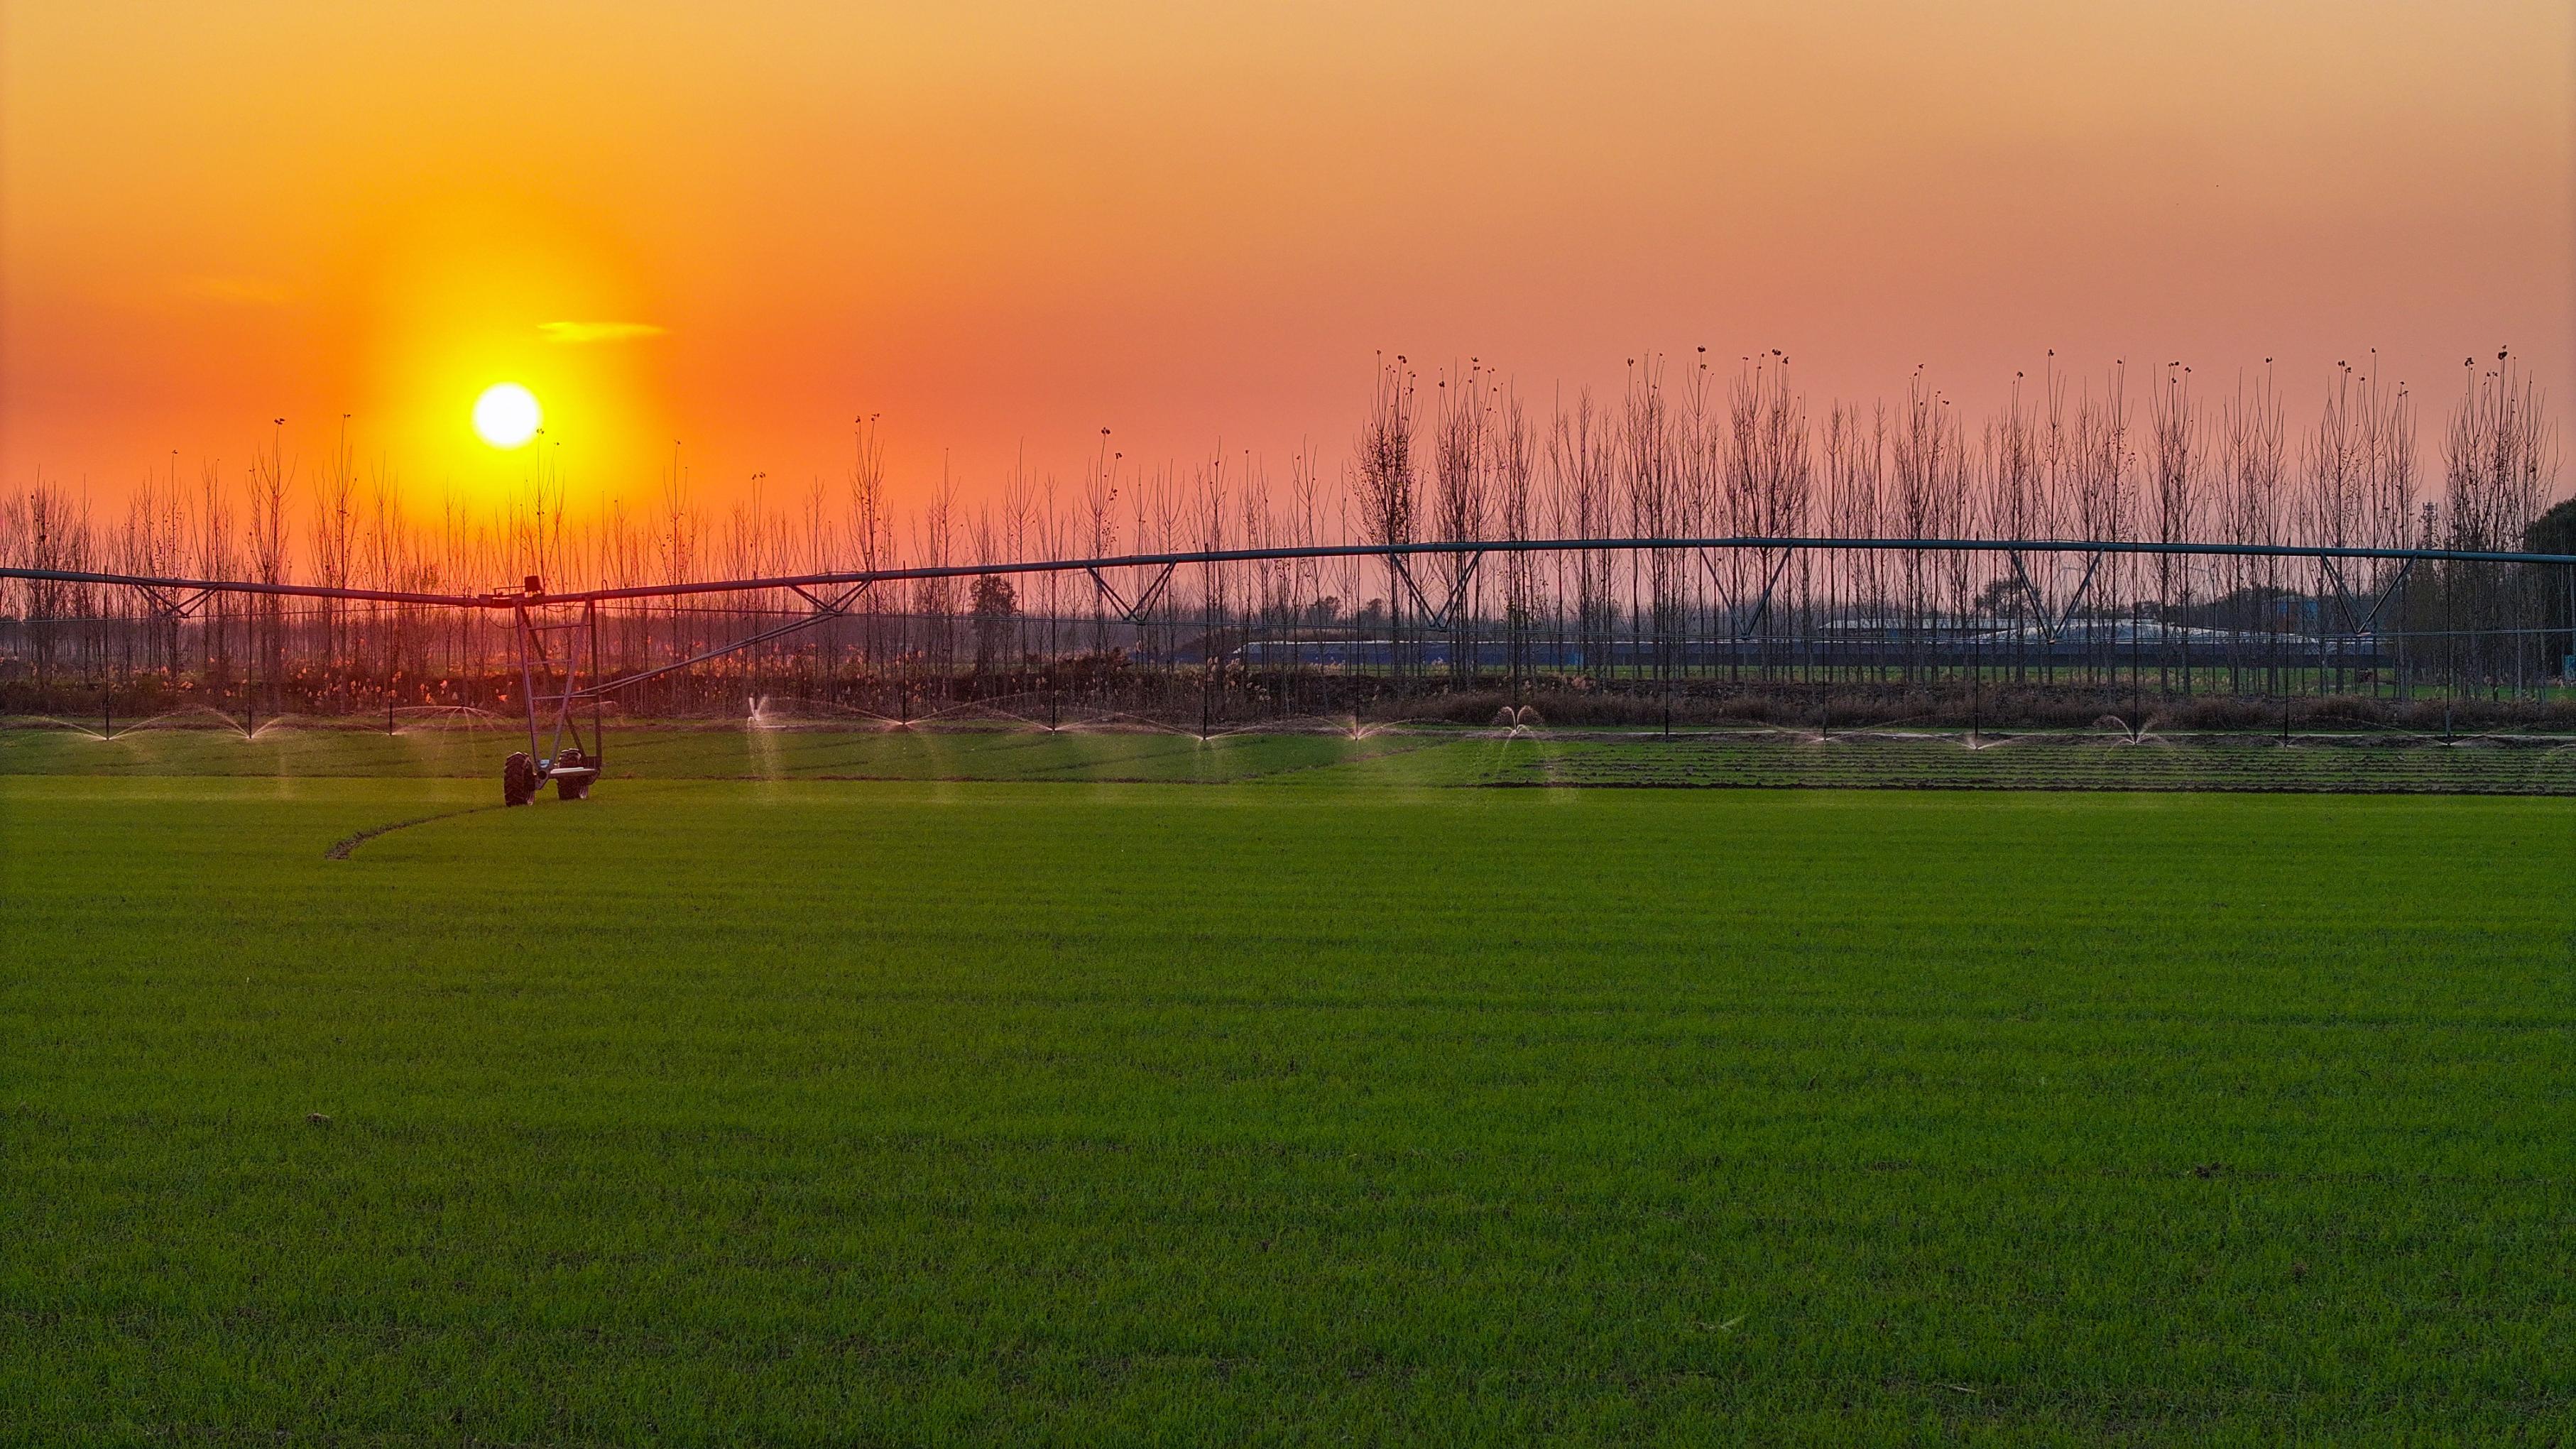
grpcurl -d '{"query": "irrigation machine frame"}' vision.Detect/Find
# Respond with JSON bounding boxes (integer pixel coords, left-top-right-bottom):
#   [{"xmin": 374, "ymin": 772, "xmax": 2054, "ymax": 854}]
[{"xmin": 10, "ymin": 533, "xmax": 2576, "ymax": 805}]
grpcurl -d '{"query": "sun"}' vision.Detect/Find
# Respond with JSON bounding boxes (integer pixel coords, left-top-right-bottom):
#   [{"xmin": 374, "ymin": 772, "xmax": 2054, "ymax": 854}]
[{"xmin": 471, "ymin": 383, "xmax": 542, "ymax": 448}]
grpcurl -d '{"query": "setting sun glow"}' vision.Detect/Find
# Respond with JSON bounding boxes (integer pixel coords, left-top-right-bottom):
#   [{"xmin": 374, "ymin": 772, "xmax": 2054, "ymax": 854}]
[
  {"xmin": 1, "ymin": 3, "xmax": 2567, "ymax": 511},
  {"xmin": 471, "ymin": 383, "xmax": 542, "ymax": 449}
]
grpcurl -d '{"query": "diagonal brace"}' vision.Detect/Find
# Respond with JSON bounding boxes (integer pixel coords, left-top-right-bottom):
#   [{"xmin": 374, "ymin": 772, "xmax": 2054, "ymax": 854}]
[
  {"xmin": 1086, "ymin": 562, "xmax": 1177, "ymax": 625},
  {"xmin": 2010, "ymin": 548, "xmax": 2103, "ymax": 644},
  {"xmin": 1392, "ymin": 549, "xmax": 1484, "ymax": 631},
  {"xmin": 1734, "ymin": 547, "xmax": 1799, "ymax": 641},
  {"xmin": 2324, "ymin": 556, "xmax": 2412, "ymax": 637},
  {"xmin": 133, "ymin": 584, "xmax": 214, "ymax": 620},
  {"xmin": 789, "ymin": 579, "xmax": 873, "ymax": 615}
]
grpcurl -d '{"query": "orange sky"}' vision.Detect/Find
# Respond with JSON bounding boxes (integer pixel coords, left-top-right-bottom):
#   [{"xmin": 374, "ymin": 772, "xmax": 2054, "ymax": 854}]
[{"xmin": 5, "ymin": 1, "xmax": 2571, "ymax": 518}]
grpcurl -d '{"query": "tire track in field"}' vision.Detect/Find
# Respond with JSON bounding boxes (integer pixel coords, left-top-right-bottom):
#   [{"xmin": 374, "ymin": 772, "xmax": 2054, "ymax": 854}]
[{"xmin": 325, "ymin": 804, "xmax": 502, "ymax": 859}]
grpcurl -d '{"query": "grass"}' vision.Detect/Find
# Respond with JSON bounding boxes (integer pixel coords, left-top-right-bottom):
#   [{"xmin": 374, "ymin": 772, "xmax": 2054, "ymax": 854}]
[
  {"xmin": 1490, "ymin": 733, "xmax": 2576, "ymax": 794},
  {"xmin": 4, "ymin": 752, "xmax": 2572, "ymax": 1441},
  {"xmin": 0, "ymin": 720, "xmax": 1435, "ymax": 784},
  {"xmin": 7, "ymin": 718, "xmax": 2576, "ymax": 794}
]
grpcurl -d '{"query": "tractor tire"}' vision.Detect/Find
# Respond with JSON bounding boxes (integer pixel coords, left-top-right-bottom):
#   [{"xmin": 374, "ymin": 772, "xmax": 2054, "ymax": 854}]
[
  {"xmin": 555, "ymin": 748, "xmax": 592, "ymax": 801},
  {"xmin": 503, "ymin": 751, "xmax": 538, "ymax": 806}
]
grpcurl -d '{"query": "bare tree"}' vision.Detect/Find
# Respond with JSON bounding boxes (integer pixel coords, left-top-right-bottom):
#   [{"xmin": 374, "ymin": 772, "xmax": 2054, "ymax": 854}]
[
  {"xmin": 247, "ymin": 422, "xmax": 293, "ymax": 712},
  {"xmin": 848, "ymin": 415, "xmax": 890, "ymax": 668},
  {"xmin": 2304, "ymin": 361, "xmax": 2366, "ymax": 551},
  {"xmin": 1432, "ymin": 361, "xmax": 1489, "ymax": 682},
  {"xmin": 1559, "ymin": 390, "xmax": 1618, "ymax": 678},
  {"xmin": 1891, "ymin": 373, "xmax": 1950, "ymax": 677},
  {"xmin": 1493, "ymin": 386, "xmax": 1536, "ymax": 696},
  {"xmin": 913, "ymin": 461, "xmax": 959, "ymax": 684},
  {"xmin": 1725, "ymin": 354, "xmax": 1811, "ymax": 674},
  {"xmin": 2443, "ymin": 349, "xmax": 2560, "ymax": 690},
  {"xmin": 660, "ymin": 444, "xmax": 699, "ymax": 667},
  {"xmin": 309, "ymin": 415, "xmax": 356, "ymax": 671},
  {"xmin": 2070, "ymin": 363, "xmax": 2133, "ymax": 686},
  {"xmin": 2443, "ymin": 349, "xmax": 2555, "ymax": 552},
  {"xmin": 2220, "ymin": 366, "xmax": 2287, "ymax": 691},
  {"xmin": 1082, "ymin": 427, "xmax": 1120, "ymax": 653},
  {"xmin": 1355, "ymin": 356, "xmax": 1418, "ymax": 679},
  {"xmin": 1622, "ymin": 357, "xmax": 1679, "ymax": 693},
  {"xmin": 2149, "ymin": 363, "xmax": 2203, "ymax": 688},
  {"xmin": 1004, "ymin": 450, "xmax": 1037, "ymax": 663},
  {"xmin": 2360, "ymin": 356, "xmax": 2419, "ymax": 556},
  {"xmin": 1194, "ymin": 447, "xmax": 1230, "ymax": 691}
]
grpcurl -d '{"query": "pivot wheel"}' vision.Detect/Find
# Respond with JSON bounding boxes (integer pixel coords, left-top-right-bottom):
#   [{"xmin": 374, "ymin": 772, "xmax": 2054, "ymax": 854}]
[
  {"xmin": 554, "ymin": 747, "xmax": 593, "ymax": 801},
  {"xmin": 502, "ymin": 751, "xmax": 538, "ymax": 806}
]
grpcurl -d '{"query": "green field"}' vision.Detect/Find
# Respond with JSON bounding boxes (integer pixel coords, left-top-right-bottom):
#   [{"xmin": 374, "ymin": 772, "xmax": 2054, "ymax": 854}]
[
  {"xmin": 5, "ymin": 734, "xmax": 2572, "ymax": 1441},
  {"xmin": 7, "ymin": 717, "xmax": 2576, "ymax": 795}
]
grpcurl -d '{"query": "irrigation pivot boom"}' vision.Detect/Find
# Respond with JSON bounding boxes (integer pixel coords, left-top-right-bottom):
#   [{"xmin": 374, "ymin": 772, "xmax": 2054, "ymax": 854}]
[{"xmin": 12, "ymin": 532, "xmax": 2576, "ymax": 804}]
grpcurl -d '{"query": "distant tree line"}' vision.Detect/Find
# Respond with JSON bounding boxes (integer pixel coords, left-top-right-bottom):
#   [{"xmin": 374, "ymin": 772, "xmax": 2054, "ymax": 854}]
[{"xmin": 1, "ymin": 351, "xmax": 2564, "ymax": 726}]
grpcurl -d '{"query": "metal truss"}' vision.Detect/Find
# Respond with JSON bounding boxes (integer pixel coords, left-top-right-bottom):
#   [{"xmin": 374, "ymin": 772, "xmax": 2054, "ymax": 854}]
[
  {"xmin": 12, "ymin": 533, "xmax": 2570, "ymax": 803},
  {"xmin": 10, "ymin": 534, "xmax": 2567, "ymax": 691},
  {"xmin": 13, "ymin": 535, "xmax": 2573, "ymax": 616},
  {"xmin": 1391, "ymin": 550, "xmax": 1483, "ymax": 632},
  {"xmin": 2006, "ymin": 549, "xmax": 2106, "ymax": 646},
  {"xmin": 1084, "ymin": 563, "xmax": 1177, "ymax": 625},
  {"xmin": 1701, "ymin": 547, "xmax": 1801, "ymax": 641},
  {"xmin": 2318, "ymin": 556, "xmax": 2415, "ymax": 639}
]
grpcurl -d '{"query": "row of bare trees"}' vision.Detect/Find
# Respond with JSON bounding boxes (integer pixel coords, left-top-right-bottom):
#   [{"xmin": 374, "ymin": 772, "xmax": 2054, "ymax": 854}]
[
  {"xmin": 1341, "ymin": 350, "xmax": 2558, "ymax": 699},
  {"xmin": 2, "ymin": 352, "xmax": 2563, "ymax": 720}
]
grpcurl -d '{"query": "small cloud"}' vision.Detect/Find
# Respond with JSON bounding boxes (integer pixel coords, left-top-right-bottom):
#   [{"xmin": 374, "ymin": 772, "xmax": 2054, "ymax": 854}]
[
  {"xmin": 182, "ymin": 276, "xmax": 291, "ymax": 306},
  {"xmin": 540, "ymin": 320, "xmax": 666, "ymax": 344}
]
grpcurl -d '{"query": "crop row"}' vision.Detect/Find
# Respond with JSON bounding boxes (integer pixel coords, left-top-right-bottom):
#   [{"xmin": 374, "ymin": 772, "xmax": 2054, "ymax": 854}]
[{"xmin": 1504, "ymin": 740, "xmax": 2576, "ymax": 793}]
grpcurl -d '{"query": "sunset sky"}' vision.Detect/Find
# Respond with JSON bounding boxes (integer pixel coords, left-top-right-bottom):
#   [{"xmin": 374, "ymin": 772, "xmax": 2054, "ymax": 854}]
[{"xmin": 5, "ymin": 1, "xmax": 2570, "ymax": 518}]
